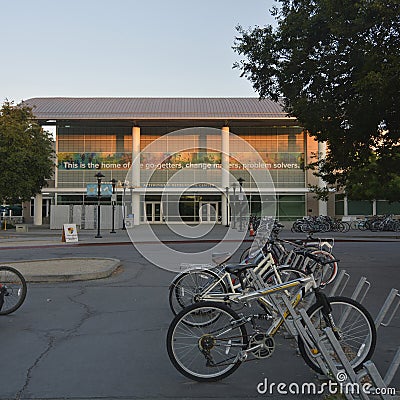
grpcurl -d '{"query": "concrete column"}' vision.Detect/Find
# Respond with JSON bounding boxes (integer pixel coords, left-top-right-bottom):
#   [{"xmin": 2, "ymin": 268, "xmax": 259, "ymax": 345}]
[
  {"xmin": 372, "ymin": 200, "xmax": 377, "ymax": 216},
  {"xmin": 343, "ymin": 195, "xmax": 349, "ymax": 216},
  {"xmin": 131, "ymin": 126, "xmax": 141, "ymax": 225},
  {"xmin": 221, "ymin": 126, "xmax": 230, "ymax": 226},
  {"xmin": 318, "ymin": 141, "xmax": 328, "ymax": 216},
  {"xmin": 33, "ymin": 193, "xmax": 43, "ymax": 225}
]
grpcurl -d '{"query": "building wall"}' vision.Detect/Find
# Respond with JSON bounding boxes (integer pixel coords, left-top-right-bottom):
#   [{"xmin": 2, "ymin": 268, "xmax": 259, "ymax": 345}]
[{"xmin": 54, "ymin": 122, "xmax": 313, "ymax": 222}]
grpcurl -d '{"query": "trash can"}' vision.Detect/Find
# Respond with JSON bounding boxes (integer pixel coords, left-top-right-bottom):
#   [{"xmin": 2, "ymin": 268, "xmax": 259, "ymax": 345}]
[{"xmin": 125, "ymin": 215, "xmax": 134, "ymax": 228}]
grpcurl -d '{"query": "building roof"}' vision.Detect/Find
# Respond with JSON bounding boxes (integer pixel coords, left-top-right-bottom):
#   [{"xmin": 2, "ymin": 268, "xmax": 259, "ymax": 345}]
[{"xmin": 23, "ymin": 97, "xmax": 291, "ymax": 121}]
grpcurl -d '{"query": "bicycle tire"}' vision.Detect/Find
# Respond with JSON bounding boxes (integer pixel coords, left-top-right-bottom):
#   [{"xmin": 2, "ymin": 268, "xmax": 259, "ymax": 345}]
[
  {"xmin": 341, "ymin": 221, "xmax": 351, "ymax": 233},
  {"xmin": 168, "ymin": 269, "xmax": 227, "ymax": 315},
  {"xmin": 298, "ymin": 296, "xmax": 376, "ymax": 374},
  {"xmin": 166, "ymin": 301, "xmax": 248, "ymax": 382},
  {"xmin": 309, "ymin": 250, "xmax": 338, "ymax": 285},
  {"xmin": 0, "ymin": 266, "xmax": 27, "ymax": 315},
  {"xmin": 239, "ymin": 247, "xmax": 251, "ymax": 263},
  {"xmin": 358, "ymin": 221, "xmax": 368, "ymax": 231}
]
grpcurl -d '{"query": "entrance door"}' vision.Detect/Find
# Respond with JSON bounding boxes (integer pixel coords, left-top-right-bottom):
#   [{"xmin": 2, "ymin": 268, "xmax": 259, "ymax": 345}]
[
  {"xmin": 199, "ymin": 202, "xmax": 218, "ymax": 223},
  {"xmin": 145, "ymin": 202, "xmax": 162, "ymax": 223}
]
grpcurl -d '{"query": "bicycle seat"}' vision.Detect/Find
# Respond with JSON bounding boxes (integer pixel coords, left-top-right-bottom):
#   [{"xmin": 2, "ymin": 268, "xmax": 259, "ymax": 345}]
[
  {"xmin": 212, "ymin": 252, "xmax": 232, "ymax": 265},
  {"xmin": 225, "ymin": 263, "xmax": 258, "ymax": 276}
]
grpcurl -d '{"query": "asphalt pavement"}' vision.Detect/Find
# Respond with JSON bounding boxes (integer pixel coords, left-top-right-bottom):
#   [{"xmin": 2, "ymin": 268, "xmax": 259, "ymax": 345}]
[{"xmin": 0, "ymin": 226, "xmax": 399, "ymax": 399}]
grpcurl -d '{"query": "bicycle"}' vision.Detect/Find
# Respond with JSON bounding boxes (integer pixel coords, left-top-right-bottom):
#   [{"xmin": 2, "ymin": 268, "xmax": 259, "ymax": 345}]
[
  {"xmin": 166, "ymin": 253, "xmax": 376, "ymax": 382},
  {"xmin": 240, "ymin": 226, "xmax": 338, "ymax": 285},
  {"xmin": 0, "ymin": 266, "xmax": 27, "ymax": 314},
  {"xmin": 168, "ymin": 230, "xmax": 338, "ymax": 316},
  {"xmin": 168, "ymin": 247, "xmax": 285, "ymax": 315}
]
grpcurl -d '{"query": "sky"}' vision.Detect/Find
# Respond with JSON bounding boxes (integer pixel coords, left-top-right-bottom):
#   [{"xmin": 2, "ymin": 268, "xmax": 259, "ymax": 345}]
[{"xmin": 0, "ymin": 0, "xmax": 277, "ymax": 103}]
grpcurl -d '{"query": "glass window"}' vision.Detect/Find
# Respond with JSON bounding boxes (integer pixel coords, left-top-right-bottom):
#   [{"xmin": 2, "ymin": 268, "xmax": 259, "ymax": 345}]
[
  {"xmin": 376, "ymin": 201, "xmax": 400, "ymax": 215},
  {"xmin": 278, "ymin": 195, "xmax": 305, "ymax": 221},
  {"xmin": 348, "ymin": 200, "xmax": 373, "ymax": 216}
]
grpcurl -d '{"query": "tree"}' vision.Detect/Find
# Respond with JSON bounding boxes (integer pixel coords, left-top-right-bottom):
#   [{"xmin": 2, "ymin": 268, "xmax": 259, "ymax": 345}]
[
  {"xmin": 233, "ymin": 0, "xmax": 400, "ymax": 201},
  {"xmin": 0, "ymin": 101, "xmax": 54, "ymax": 204}
]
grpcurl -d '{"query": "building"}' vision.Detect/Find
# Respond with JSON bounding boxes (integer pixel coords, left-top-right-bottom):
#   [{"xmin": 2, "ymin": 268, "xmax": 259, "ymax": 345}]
[{"xmin": 24, "ymin": 97, "xmax": 332, "ymax": 227}]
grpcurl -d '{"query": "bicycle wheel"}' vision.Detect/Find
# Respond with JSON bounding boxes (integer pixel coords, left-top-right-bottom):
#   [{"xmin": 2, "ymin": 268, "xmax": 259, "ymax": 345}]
[
  {"xmin": 168, "ymin": 269, "xmax": 227, "ymax": 315},
  {"xmin": 0, "ymin": 266, "xmax": 27, "ymax": 315},
  {"xmin": 167, "ymin": 301, "xmax": 248, "ymax": 382},
  {"xmin": 239, "ymin": 247, "xmax": 251, "ymax": 263},
  {"xmin": 341, "ymin": 221, "xmax": 351, "ymax": 233},
  {"xmin": 309, "ymin": 250, "xmax": 338, "ymax": 285},
  {"xmin": 298, "ymin": 296, "xmax": 376, "ymax": 374}
]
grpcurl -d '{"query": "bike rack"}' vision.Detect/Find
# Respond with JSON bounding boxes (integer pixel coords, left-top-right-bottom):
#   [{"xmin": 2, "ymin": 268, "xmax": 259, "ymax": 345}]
[
  {"xmin": 375, "ymin": 289, "xmax": 400, "ymax": 329},
  {"xmin": 239, "ymin": 268, "xmax": 400, "ymax": 399},
  {"xmin": 310, "ymin": 287, "xmax": 400, "ymax": 399},
  {"xmin": 350, "ymin": 276, "xmax": 371, "ymax": 304},
  {"xmin": 177, "ymin": 245, "xmax": 400, "ymax": 398},
  {"xmin": 328, "ymin": 268, "xmax": 350, "ymax": 297},
  {"xmin": 327, "ymin": 271, "xmax": 370, "ymax": 304}
]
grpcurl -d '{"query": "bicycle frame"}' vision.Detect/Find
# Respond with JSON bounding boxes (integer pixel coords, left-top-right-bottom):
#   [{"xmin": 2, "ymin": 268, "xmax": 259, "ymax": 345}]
[
  {"xmin": 206, "ymin": 274, "xmax": 319, "ymax": 361},
  {"xmin": 193, "ymin": 253, "xmax": 279, "ymax": 302},
  {"xmin": 238, "ymin": 274, "xmax": 317, "ymax": 337}
]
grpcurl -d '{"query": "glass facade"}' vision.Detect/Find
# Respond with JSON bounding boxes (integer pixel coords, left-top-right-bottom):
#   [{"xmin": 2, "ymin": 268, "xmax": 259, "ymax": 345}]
[
  {"xmin": 57, "ymin": 125, "xmax": 133, "ymax": 188},
  {"xmin": 56, "ymin": 124, "xmax": 307, "ymax": 222},
  {"xmin": 231, "ymin": 126, "xmax": 305, "ymax": 189}
]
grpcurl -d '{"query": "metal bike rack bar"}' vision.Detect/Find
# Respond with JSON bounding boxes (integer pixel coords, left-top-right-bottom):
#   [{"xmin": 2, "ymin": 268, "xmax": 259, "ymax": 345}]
[
  {"xmin": 362, "ymin": 361, "xmax": 393, "ymax": 400},
  {"xmin": 324, "ymin": 327, "xmax": 369, "ymax": 400},
  {"xmin": 298, "ymin": 294, "xmax": 400, "ymax": 400},
  {"xmin": 332, "ymin": 287, "xmax": 400, "ymax": 399},
  {"xmin": 384, "ymin": 347, "xmax": 400, "ymax": 387},
  {"xmin": 350, "ymin": 276, "xmax": 370, "ymax": 304},
  {"xmin": 328, "ymin": 269, "xmax": 350, "ymax": 297},
  {"xmin": 270, "ymin": 292, "xmax": 299, "ymax": 338},
  {"xmin": 297, "ymin": 308, "xmax": 342, "ymax": 379},
  {"xmin": 375, "ymin": 289, "xmax": 400, "ymax": 329},
  {"xmin": 274, "ymin": 284, "xmax": 400, "ymax": 399}
]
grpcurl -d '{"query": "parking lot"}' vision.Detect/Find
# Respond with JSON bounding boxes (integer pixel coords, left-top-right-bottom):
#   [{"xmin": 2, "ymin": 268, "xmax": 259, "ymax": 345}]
[{"xmin": 0, "ymin": 235, "xmax": 399, "ymax": 399}]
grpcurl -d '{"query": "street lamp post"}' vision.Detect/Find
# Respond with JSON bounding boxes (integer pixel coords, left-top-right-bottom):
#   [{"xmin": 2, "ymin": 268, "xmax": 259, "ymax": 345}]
[
  {"xmin": 95, "ymin": 172, "xmax": 105, "ymax": 238},
  {"xmin": 110, "ymin": 178, "xmax": 116, "ymax": 234},
  {"xmin": 121, "ymin": 181, "xmax": 127, "ymax": 230},
  {"xmin": 231, "ymin": 182, "xmax": 237, "ymax": 229},
  {"xmin": 237, "ymin": 177, "xmax": 245, "ymax": 232},
  {"xmin": 225, "ymin": 187, "xmax": 229, "ymax": 227}
]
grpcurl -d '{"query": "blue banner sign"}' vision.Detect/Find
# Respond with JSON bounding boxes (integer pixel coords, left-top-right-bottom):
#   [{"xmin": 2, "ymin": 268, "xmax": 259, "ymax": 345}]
[{"xmin": 86, "ymin": 183, "xmax": 113, "ymax": 197}]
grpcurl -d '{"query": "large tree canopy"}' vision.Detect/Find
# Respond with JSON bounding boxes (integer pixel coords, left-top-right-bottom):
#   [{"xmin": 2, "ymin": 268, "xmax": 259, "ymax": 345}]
[
  {"xmin": 0, "ymin": 101, "xmax": 54, "ymax": 203},
  {"xmin": 233, "ymin": 0, "xmax": 400, "ymax": 201}
]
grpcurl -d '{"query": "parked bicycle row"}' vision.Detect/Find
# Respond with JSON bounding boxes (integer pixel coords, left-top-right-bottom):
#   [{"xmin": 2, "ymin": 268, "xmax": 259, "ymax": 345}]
[
  {"xmin": 353, "ymin": 214, "xmax": 400, "ymax": 232},
  {"xmin": 291, "ymin": 216, "xmax": 351, "ymax": 233},
  {"xmin": 291, "ymin": 214, "xmax": 400, "ymax": 233},
  {"xmin": 166, "ymin": 221, "xmax": 377, "ymax": 382}
]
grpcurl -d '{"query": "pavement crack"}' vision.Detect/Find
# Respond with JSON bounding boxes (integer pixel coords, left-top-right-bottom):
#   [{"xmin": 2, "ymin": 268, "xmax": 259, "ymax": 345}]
[
  {"xmin": 65, "ymin": 286, "xmax": 96, "ymax": 336},
  {"xmin": 15, "ymin": 334, "xmax": 55, "ymax": 400}
]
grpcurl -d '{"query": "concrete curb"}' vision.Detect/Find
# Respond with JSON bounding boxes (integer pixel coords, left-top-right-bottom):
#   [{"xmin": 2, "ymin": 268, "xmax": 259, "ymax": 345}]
[{"xmin": 1, "ymin": 257, "xmax": 121, "ymax": 282}]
